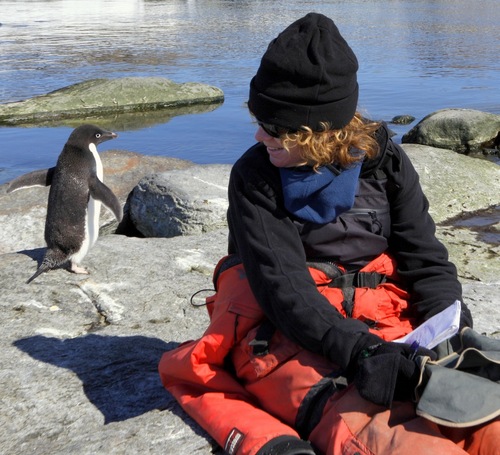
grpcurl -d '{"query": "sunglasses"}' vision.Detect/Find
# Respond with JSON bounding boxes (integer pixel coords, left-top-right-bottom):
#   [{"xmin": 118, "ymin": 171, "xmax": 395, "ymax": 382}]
[{"xmin": 257, "ymin": 120, "xmax": 294, "ymax": 138}]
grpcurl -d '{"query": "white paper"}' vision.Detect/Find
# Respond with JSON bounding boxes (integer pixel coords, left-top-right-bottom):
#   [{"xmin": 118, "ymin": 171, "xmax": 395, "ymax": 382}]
[{"xmin": 394, "ymin": 300, "xmax": 461, "ymax": 349}]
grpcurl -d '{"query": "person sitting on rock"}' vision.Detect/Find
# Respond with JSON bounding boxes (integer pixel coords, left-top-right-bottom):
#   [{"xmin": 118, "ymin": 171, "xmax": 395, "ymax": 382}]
[{"xmin": 159, "ymin": 12, "xmax": 499, "ymax": 455}]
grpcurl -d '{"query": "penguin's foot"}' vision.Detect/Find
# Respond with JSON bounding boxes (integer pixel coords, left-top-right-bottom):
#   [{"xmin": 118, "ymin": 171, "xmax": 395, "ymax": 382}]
[{"xmin": 69, "ymin": 263, "xmax": 89, "ymax": 274}]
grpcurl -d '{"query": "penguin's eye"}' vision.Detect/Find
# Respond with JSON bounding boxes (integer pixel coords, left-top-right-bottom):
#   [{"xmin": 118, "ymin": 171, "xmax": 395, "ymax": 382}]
[{"xmin": 95, "ymin": 133, "xmax": 101, "ymax": 138}]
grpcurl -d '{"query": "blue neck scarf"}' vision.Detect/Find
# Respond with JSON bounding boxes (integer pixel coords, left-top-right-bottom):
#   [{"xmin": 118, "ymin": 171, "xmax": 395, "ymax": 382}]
[{"xmin": 279, "ymin": 162, "xmax": 362, "ymax": 224}]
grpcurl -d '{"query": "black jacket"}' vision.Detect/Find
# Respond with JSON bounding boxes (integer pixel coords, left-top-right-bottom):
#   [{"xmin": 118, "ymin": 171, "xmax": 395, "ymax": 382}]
[{"xmin": 227, "ymin": 125, "xmax": 472, "ymax": 370}]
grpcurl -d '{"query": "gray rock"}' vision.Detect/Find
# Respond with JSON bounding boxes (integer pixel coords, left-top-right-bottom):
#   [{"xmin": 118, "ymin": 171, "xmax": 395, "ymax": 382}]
[
  {"xmin": 403, "ymin": 144, "xmax": 499, "ymax": 224},
  {"xmin": 390, "ymin": 114, "xmax": 415, "ymax": 125},
  {"xmin": 0, "ymin": 77, "xmax": 224, "ymax": 125},
  {"xmin": 462, "ymin": 281, "xmax": 500, "ymax": 337},
  {"xmin": 403, "ymin": 144, "xmax": 499, "ymax": 284},
  {"xmin": 402, "ymin": 108, "xmax": 500, "ymax": 153},
  {"xmin": 129, "ymin": 165, "xmax": 231, "ymax": 237},
  {"xmin": 0, "ymin": 144, "xmax": 499, "ymax": 454}
]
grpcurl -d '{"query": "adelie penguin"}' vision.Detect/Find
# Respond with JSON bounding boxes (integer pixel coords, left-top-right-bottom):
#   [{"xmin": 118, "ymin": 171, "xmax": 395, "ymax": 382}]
[{"xmin": 7, "ymin": 124, "xmax": 123, "ymax": 283}]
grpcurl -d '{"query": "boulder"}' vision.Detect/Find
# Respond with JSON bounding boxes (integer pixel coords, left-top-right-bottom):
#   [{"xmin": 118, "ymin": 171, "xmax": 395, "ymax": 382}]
[
  {"xmin": 402, "ymin": 108, "xmax": 500, "ymax": 153},
  {"xmin": 0, "ymin": 77, "xmax": 224, "ymax": 126},
  {"xmin": 129, "ymin": 165, "xmax": 231, "ymax": 238}
]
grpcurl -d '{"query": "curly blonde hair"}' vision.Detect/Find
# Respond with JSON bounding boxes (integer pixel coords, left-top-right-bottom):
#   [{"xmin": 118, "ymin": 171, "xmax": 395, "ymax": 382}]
[{"xmin": 282, "ymin": 113, "xmax": 380, "ymax": 170}]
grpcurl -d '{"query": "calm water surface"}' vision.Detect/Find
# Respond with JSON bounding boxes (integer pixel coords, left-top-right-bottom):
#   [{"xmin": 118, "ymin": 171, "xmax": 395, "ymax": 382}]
[{"xmin": 0, "ymin": 0, "xmax": 499, "ymax": 184}]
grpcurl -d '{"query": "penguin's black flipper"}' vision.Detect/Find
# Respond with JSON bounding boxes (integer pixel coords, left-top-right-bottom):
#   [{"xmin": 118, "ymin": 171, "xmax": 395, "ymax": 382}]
[
  {"xmin": 89, "ymin": 176, "xmax": 123, "ymax": 221},
  {"xmin": 7, "ymin": 167, "xmax": 55, "ymax": 193}
]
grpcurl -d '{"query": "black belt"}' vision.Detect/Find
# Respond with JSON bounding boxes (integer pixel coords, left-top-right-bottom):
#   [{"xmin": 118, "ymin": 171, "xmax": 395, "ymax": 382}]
[
  {"xmin": 328, "ymin": 271, "xmax": 387, "ymax": 289},
  {"xmin": 306, "ymin": 260, "xmax": 387, "ymax": 289},
  {"xmin": 307, "ymin": 261, "xmax": 388, "ymax": 320}
]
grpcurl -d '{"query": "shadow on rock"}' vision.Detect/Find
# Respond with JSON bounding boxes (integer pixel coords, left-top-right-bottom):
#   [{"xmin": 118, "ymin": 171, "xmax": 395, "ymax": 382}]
[
  {"xmin": 14, "ymin": 334, "xmax": 180, "ymax": 424},
  {"xmin": 18, "ymin": 247, "xmax": 45, "ymax": 264}
]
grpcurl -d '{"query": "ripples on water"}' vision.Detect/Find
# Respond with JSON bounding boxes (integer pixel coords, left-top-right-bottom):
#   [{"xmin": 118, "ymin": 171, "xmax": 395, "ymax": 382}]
[{"xmin": 0, "ymin": 0, "xmax": 499, "ymax": 183}]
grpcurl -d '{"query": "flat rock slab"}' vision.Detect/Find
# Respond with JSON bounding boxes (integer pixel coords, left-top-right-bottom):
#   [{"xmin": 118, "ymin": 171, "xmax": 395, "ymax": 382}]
[
  {"xmin": 0, "ymin": 77, "xmax": 224, "ymax": 125},
  {"xmin": 0, "ymin": 232, "xmax": 227, "ymax": 455},
  {"xmin": 404, "ymin": 144, "xmax": 500, "ymax": 224}
]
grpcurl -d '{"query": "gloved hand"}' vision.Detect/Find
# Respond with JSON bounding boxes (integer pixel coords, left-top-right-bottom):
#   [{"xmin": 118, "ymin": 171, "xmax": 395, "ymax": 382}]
[
  {"xmin": 350, "ymin": 338, "xmax": 436, "ymax": 408},
  {"xmin": 256, "ymin": 435, "xmax": 316, "ymax": 455}
]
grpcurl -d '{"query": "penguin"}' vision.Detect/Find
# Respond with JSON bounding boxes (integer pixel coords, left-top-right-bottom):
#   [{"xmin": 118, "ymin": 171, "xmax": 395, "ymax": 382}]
[{"xmin": 7, "ymin": 124, "xmax": 123, "ymax": 283}]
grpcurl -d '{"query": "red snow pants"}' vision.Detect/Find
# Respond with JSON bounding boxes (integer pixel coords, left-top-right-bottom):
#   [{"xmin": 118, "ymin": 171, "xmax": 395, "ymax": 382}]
[{"xmin": 158, "ymin": 256, "xmax": 500, "ymax": 455}]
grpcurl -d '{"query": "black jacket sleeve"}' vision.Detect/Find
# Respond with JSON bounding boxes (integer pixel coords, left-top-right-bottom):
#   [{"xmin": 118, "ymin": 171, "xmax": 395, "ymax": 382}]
[
  {"xmin": 227, "ymin": 144, "xmax": 372, "ymax": 371},
  {"xmin": 384, "ymin": 140, "xmax": 472, "ymax": 327}
]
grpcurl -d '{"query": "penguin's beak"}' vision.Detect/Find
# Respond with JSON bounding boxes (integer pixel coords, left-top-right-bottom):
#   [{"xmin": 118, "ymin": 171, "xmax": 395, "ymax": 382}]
[{"xmin": 102, "ymin": 131, "xmax": 118, "ymax": 142}]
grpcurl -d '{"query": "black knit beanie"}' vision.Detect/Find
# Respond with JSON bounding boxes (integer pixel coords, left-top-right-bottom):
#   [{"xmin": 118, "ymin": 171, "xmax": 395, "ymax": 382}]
[{"xmin": 248, "ymin": 12, "xmax": 359, "ymax": 131}]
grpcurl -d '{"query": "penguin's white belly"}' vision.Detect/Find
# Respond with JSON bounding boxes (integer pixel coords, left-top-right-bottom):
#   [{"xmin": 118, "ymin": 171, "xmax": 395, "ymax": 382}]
[
  {"xmin": 88, "ymin": 143, "xmax": 103, "ymax": 247},
  {"xmin": 87, "ymin": 193, "xmax": 101, "ymax": 247},
  {"xmin": 70, "ymin": 213, "xmax": 91, "ymax": 265},
  {"xmin": 69, "ymin": 143, "xmax": 103, "ymax": 266}
]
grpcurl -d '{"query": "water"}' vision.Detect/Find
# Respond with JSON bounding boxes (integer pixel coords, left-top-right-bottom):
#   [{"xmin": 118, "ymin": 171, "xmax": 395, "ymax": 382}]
[{"xmin": 0, "ymin": 0, "xmax": 499, "ymax": 185}]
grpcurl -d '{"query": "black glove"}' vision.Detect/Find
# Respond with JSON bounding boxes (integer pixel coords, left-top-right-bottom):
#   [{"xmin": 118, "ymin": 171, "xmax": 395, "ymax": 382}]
[
  {"xmin": 256, "ymin": 435, "xmax": 316, "ymax": 455},
  {"xmin": 350, "ymin": 339, "xmax": 436, "ymax": 409}
]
